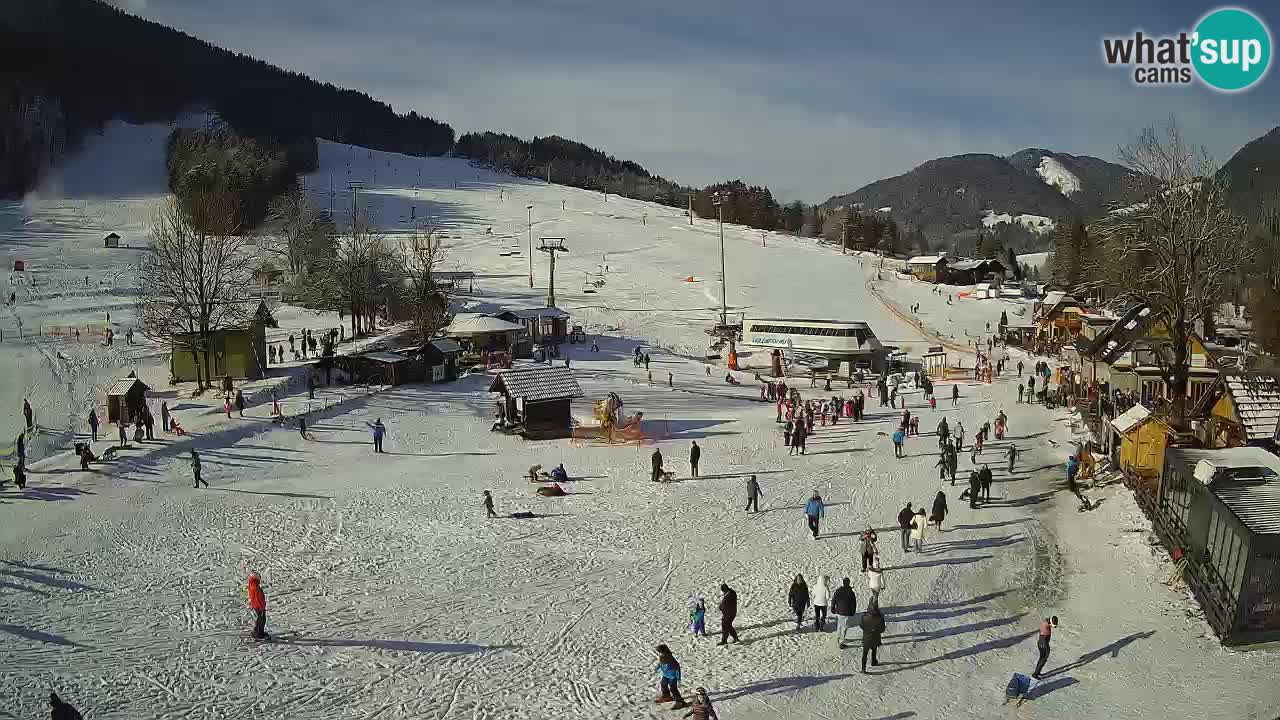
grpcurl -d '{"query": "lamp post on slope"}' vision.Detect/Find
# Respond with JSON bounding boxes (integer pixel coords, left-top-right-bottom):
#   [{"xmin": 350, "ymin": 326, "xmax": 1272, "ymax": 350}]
[{"xmin": 527, "ymin": 204, "xmax": 534, "ymax": 288}]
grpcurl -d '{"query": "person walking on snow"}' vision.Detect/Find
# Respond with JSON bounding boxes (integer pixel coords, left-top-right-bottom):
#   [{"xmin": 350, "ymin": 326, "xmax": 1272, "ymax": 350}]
[
  {"xmin": 931, "ymin": 490, "xmax": 949, "ymax": 532},
  {"xmin": 980, "ymin": 464, "xmax": 994, "ymax": 503},
  {"xmin": 830, "ymin": 577, "xmax": 857, "ymax": 649},
  {"xmin": 88, "ymin": 408, "xmax": 99, "ymax": 442},
  {"xmin": 897, "ymin": 502, "xmax": 916, "ymax": 551},
  {"xmin": 689, "ymin": 598, "xmax": 707, "ymax": 637},
  {"xmin": 892, "ymin": 428, "xmax": 905, "ymax": 458},
  {"xmin": 811, "ymin": 574, "xmax": 831, "ymax": 631},
  {"xmin": 744, "ymin": 474, "xmax": 762, "ymax": 512},
  {"xmin": 910, "ymin": 508, "xmax": 928, "ymax": 551},
  {"xmin": 1018, "ymin": 384, "xmax": 1025, "ymax": 403},
  {"xmin": 161, "ymin": 401, "xmax": 170, "ymax": 432},
  {"xmin": 483, "ymin": 490, "xmax": 496, "ymax": 518},
  {"xmin": 224, "ymin": 395, "xmax": 232, "ymax": 418},
  {"xmin": 117, "ymin": 421, "xmax": 127, "ymax": 448},
  {"xmin": 804, "ymin": 491, "xmax": 825, "ymax": 539},
  {"xmin": 651, "ymin": 447, "xmax": 664, "ymax": 482},
  {"xmin": 860, "ymin": 526, "xmax": 880, "ymax": 571},
  {"xmin": 788, "ymin": 573, "xmax": 811, "ymax": 630},
  {"xmin": 49, "ymin": 692, "xmax": 83, "ymax": 720},
  {"xmin": 655, "ymin": 644, "xmax": 688, "ymax": 709},
  {"xmin": 952, "ymin": 384, "xmax": 959, "ymax": 407},
  {"xmin": 716, "ymin": 584, "xmax": 739, "ymax": 645},
  {"xmin": 967, "ymin": 469, "xmax": 982, "ymax": 508},
  {"xmin": 689, "ymin": 441, "xmax": 701, "ymax": 478},
  {"xmin": 1007, "ymin": 444, "xmax": 1018, "ymax": 474},
  {"xmin": 860, "ymin": 599, "xmax": 886, "ymax": 673},
  {"xmin": 367, "ymin": 418, "xmax": 386, "ymax": 453},
  {"xmin": 866, "ymin": 561, "xmax": 885, "ymax": 604},
  {"xmin": 248, "ymin": 572, "xmax": 270, "ymax": 640},
  {"xmin": 1032, "ymin": 615, "xmax": 1058, "ymax": 678},
  {"xmin": 23, "ymin": 398, "xmax": 34, "ymax": 431},
  {"xmin": 191, "ymin": 449, "xmax": 207, "ymax": 488},
  {"xmin": 234, "ymin": 389, "xmax": 245, "ymax": 418},
  {"xmin": 1017, "ymin": 360, "xmax": 1024, "ymax": 377}
]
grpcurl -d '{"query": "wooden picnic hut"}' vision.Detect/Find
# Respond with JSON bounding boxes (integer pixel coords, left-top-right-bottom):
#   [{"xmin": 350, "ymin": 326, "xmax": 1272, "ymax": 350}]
[
  {"xmin": 106, "ymin": 372, "xmax": 150, "ymax": 425},
  {"xmin": 488, "ymin": 366, "xmax": 583, "ymax": 439}
]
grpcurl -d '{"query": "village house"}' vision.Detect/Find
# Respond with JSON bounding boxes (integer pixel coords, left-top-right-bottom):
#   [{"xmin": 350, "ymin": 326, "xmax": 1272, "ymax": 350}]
[{"xmin": 905, "ymin": 255, "xmax": 948, "ymax": 283}]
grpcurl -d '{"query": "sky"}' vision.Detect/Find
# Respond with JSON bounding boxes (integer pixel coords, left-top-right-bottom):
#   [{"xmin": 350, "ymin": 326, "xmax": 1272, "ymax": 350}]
[{"xmin": 121, "ymin": 0, "xmax": 1279, "ymax": 202}]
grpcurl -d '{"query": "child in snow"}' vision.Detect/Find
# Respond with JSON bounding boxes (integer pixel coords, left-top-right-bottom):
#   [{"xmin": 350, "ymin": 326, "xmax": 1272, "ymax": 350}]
[
  {"xmin": 682, "ymin": 688, "xmax": 719, "ymax": 720},
  {"xmin": 655, "ymin": 644, "xmax": 688, "ymax": 709},
  {"xmin": 1004, "ymin": 672, "xmax": 1032, "ymax": 706},
  {"xmin": 247, "ymin": 573, "xmax": 270, "ymax": 640},
  {"xmin": 689, "ymin": 598, "xmax": 707, "ymax": 637}
]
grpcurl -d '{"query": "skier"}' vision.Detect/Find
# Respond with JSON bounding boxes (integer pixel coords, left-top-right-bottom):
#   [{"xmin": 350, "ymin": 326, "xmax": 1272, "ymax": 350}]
[
  {"xmin": 651, "ymin": 447, "xmax": 664, "ymax": 482},
  {"xmin": 88, "ymin": 409, "xmax": 99, "ymax": 442},
  {"xmin": 367, "ymin": 418, "xmax": 387, "ymax": 453},
  {"xmin": 682, "ymin": 688, "xmax": 719, "ymax": 720},
  {"xmin": 190, "ymin": 449, "xmax": 207, "ymax": 488},
  {"xmin": 1032, "ymin": 615, "xmax": 1059, "ymax": 678},
  {"xmin": 980, "ymin": 464, "xmax": 994, "ymax": 503},
  {"xmin": 860, "ymin": 526, "xmax": 879, "ymax": 571},
  {"xmin": 1007, "ymin": 444, "xmax": 1018, "ymax": 474},
  {"xmin": 910, "ymin": 507, "xmax": 927, "ymax": 552},
  {"xmin": 860, "ymin": 599, "xmax": 886, "ymax": 673},
  {"xmin": 655, "ymin": 644, "xmax": 688, "ymax": 709},
  {"xmin": 931, "ymin": 490, "xmax": 949, "ymax": 532},
  {"xmin": 689, "ymin": 441, "xmax": 701, "ymax": 478},
  {"xmin": 896, "ymin": 502, "xmax": 916, "ymax": 550},
  {"xmin": 830, "ymin": 577, "xmax": 857, "ymax": 649},
  {"xmin": 891, "ymin": 428, "xmax": 905, "ymax": 458},
  {"xmin": 804, "ymin": 491, "xmax": 825, "ymax": 539},
  {"xmin": 483, "ymin": 490, "xmax": 496, "ymax": 518},
  {"xmin": 866, "ymin": 561, "xmax": 885, "ymax": 604},
  {"xmin": 716, "ymin": 583, "xmax": 739, "ymax": 645},
  {"xmin": 247, "ymin": 572, "xmax": 270, "ymax": 641},
  {"xmin": 49, "ymin": 692, "xmax": 83, "ymax": 720},
  {"xmin": 744, "ymin": 474, "xmax": 762, "ymax": 513},
  {"xmin": 23, "ymin": 398, "xmax": 34, "ymax": 431},
  {"xmin": 690, "ymin": 598, "xmax": 707, "ymax": 637},
  {"xmin": 234, "ymin": 389, "xmax": 245, "ymax": 418},
  {"xmin": 811, "ymin": 574, "xmax": 831, "ymax": 631},
  {"xmin": 952, "ymin": 384, "xmax": 959, "ymax": 407},
  {"xmin": 787, "ymin": 573, "xmax": 811, "ymax": 630}
]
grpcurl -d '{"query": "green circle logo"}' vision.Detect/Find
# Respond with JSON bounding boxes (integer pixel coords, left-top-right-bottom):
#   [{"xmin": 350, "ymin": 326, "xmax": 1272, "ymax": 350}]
[{"xmin": 1192, "ymin": 8, "xmax": 1272, "ymax": 91}]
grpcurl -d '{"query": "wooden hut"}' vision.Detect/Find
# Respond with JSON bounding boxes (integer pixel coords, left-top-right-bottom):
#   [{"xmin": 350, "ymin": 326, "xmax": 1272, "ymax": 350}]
[
  {"xmin": 170, "ymin": 302, "xmax": 277, "ymax": 382},
  {"xmin": 106, "ymin": 373, "xmax": 150, "ymax": 425},
  {"xmin": 905, "ymin": 255, "xmax": 948, "ymax": 283},
  {"xmin": 489, "ymin": 366, "xmax": 583, "ymax": 439},
  {"xmin": 1111, "ymin": 403, "xmax": 1171, "ymax": 495},
  {"xmin": 1193, "ymin": 373, "xmax": 1280, "ymax": 451},
  {"xmin": 422, "ymin": 338, "xmax": 462, "ymax": 383},
  {"xmin": 1157, "ymin": 447, "xmax": 1280, "ymax": 645},
  {"xmin": 103, "ymin": 233, "xmax": 121, "ymax": 248}
]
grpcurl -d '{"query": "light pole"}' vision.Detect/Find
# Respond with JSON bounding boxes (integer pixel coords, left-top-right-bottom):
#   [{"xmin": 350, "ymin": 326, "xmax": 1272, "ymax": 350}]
[
  {"xmin": 526, "ymin": 204, "xmax": 534, "ymax": 288},
  {"xmin": 712, "ymin": 192, "xmax": 728, "ymax": 330}
]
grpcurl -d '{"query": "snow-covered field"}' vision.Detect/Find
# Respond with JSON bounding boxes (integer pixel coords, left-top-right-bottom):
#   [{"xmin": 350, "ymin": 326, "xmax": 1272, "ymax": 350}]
[
  {"xmin": 2, "ymin": 126, "xmax": 1278, "ymax": 720},
  {"xmin": 981, "ymin": 211, "xmax": 1056, "ymax": 235}
]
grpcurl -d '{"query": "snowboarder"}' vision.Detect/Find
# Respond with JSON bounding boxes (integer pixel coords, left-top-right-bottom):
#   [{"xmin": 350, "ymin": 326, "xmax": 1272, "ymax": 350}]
[
  {"xmin": 191, "ymin": 449, "xmax": 207, "ymax": 488},
  {"xmin": 891, "ymin": 428, "xmax": 905, "ymax": 458},
  {"xmin": 910, "ymin": 508, "xmax": 927, "ymax": 552},
  {"xmin": 804, "ymin": 491, "xmax": 825, "ymax": 539},
  {"xmin": 1007, "ymin": 444, "xmax": 1018, "ymax": 473},
  {"xmin": 234, "ymin": 389, "xmax": 245, "ymax": 418},
  {"xmin": 860, "ymin": 599, "xmax": 886, "ymax": 673},
  {"xmin": 744, "ymin": 474, "xmax": 762, "ymax": 512},
  {"xmin": 866, "ymin": 561, "xmax": 885, "ymax": 604},
  {"xmin": 788, "ymin": 573, "xmax": 811, "ymax": 630},
  {"xmin": 860, "ymin": 527, "xmax": 879, "ymax": 571},
  {"xmin": 483, "ymin": 490, "xmax": 496, "ymax": 518},
  {"xmin": 367, "ymin": 418, "xmax": 386, "ymax": 453},
  {"xmin": 682, "ymin": 687, "xmax": 719, "ymax": 720},
  {"xmin": 23, "ymin": 398, "xmax": 34, "ymax": 431},
  {"xmin": 655, "ymin": 644, "xmax": 688, "ymax": 709},
  {"xmin": 651, "ymin": 447, "xmax": 664, "ymax": 482},
  {"xmin": 811, "ymin": 574, "xmax": 831, "ymax": 631},
  {"xmin": 931, "ymin": 490, "xmax": 949, "ymax": 532},
  {"xmin": 49, "ymin": 692, "xmax": 83, "ymax": 720},
  {"xmin": 88, "ymin": 409, "xmax": 99, "ymax": 442},
  {"xmin": 689, "ymin": 441, "xmax": 701, "ymax": 478},
  {"xmin": 897, "ymin": 503, "xmax": 914, "ymax": 551},
  {"xmin": 717, "ymin": 583, "xmax": 739, "ymax": 645},
  {"xmin": 830, "ymin": 577, "xmax": 857, "ymax": 649},
  {"xmin": 1032, "ymin": 615, "xmax": 1058, "ymax": 678},
  {"xmin": 248, "ymin": 572, "xmax": 270, "ymax": 641},
  {"xmin": 690, "ymin": 598, "xmax": 707, "ymax": 637}
]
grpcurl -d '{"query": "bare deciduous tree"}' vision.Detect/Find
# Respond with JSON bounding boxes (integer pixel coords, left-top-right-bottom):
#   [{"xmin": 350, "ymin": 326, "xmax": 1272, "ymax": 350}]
[
  {"xmin": 303, "ymin": 210, "xmax": 398, "ymax": 338},
  {"xmin": 1082, "ymin": 123, "xmax": 1252, "ymax": 427},
  {"xmin": 138, "ymin": 193, "xmax": 255, "ymax": 391},
  {"xmin": 266, "ymin": 187, "xmax": 324, "ymax": 275},
  {"xmin": 397, "ymin": 223, "xmax": 451, "ymax": 344}
]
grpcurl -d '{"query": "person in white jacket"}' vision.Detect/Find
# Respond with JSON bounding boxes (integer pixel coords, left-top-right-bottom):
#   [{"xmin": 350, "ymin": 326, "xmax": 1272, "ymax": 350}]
[
  {"xmin": 910, "ymin": 508, "xmax": 927, "ymax": 552},
  {"xmin": 866, "ymin": 563, "xmax": 885, "ymax": 604},
  {"xmin": 810, "ymin": 575, "xmax": 831, "ymax": 632}
]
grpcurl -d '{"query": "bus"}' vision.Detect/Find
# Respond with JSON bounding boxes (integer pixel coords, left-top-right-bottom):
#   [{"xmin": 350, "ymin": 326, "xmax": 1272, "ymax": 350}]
[{"xmin": 741, "ymin": 318, "xmax": 884, "ymax": 367}]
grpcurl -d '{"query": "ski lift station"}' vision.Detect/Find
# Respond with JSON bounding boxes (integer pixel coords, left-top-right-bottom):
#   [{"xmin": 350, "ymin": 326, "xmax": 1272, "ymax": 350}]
[{"xmin": 741, "ymin": 318, "xmax": 887, "ymax": 371}]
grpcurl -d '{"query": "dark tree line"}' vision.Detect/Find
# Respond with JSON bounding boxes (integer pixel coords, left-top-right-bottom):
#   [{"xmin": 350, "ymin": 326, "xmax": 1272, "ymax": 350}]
[{"xmin": 0, "ymin": 0, "xmax": 453, "ymax": 196}]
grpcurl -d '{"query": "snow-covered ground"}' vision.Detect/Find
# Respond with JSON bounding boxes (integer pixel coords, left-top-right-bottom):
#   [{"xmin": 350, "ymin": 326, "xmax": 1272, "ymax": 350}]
[
  {"xmin": 981, "ymin": 211, "xmax": 1056, "ymax": 235},
  {"xmin": 2, "ymin": 126, "xmax": 1278, "ymax": 720}
]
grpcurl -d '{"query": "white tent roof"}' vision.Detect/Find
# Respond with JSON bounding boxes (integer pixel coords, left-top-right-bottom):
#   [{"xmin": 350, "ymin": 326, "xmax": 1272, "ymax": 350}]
[
  {"xmin": 1110, "ymin": 403, "xmax": 1151, "ymax": 433},
  {"xmin": 445, "ymin": 314, "xmax": 523, "ymax": 336},
  {"xmin": 907, "ymin": 255, "xmax": 945, "ymax": 265}
]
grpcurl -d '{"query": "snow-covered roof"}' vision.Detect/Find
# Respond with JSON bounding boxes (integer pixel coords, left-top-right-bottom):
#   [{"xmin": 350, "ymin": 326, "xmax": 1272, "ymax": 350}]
[
  {"xmin": 1169, "ymin": 447, "xmax": 1280, "ymax": 535},
  {"xmin": 489, "ymin": 366, "xmax": 583, "ymax": 402},
  {"xmin": 362, "ymin": 351, "xmax": 408, "ymax": 363},
  {"xmin": 444, "ymin": 314, "xmax": 523, "ymax": 336},
  {"xmin": 906, "ymin": 255, "xmax": 946, "ymax": 265},
  {"xmin": 429, "ymin": 338, "xmax": 463, "ymax": 354},
  {"xmin": 1110, "ymin": 403, "xmax": 1151, "ymax": 433},
  {"xmin": 501, "ymin": 306, "xmax": 570, "ymax": 320},
  {"xmin": 949, "ymin": 258, "xmax": 1003, "ymax": 272},
  {"xmin": 1222, "ymin": 374, "xmax": 1280, "ymax": 443},
  {"xmin": 106, "ymin": 376, "xmax": 148, "ymax": 396}
]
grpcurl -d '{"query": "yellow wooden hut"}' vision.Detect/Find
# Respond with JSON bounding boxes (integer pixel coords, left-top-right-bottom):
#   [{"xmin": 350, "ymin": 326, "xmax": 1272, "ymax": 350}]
[{"xmin": 1111, "ymin": 403, "xmax": 1172, "ymax": 495}]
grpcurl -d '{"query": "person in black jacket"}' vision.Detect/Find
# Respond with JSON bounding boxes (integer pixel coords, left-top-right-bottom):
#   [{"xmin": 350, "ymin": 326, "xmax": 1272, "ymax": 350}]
[
  {"xmin": 931, "ymin": 491, "xmax": 949, "ymax": 532},
  {"xmin": 787, "ymin": 574, "xmax": 811, "ymax": 631},
  {"xmin": 897, "ymin": 503, "xmax": 915, "ymax": 552},
  {"xmin": 979, "ymin": 464, "xmax": 994, "ymax": 502},
  {"xmin": 860, "ymin": 600, "xmax": 886, "ymax": 672},
  {"xmin": 830, "ymin": 577, "xmax": 857, "ymax": 649},
  {"xmin": 744, "ymin": 475, "xmax": 762, "ymax": 512},
  {"xmin": 717, "ymin": 583, "xmax": 739, "ymax": 645},
  {"xmin": 651, "ymin": 448, "xmax": 664, "ymax": 482},
  {"xmin": 49, "ymin": 692, "xmax": 83, "ymax": 720},
  {"xmin": 689, "ymin": 441, "xmax": 701, "ymax": 478}
]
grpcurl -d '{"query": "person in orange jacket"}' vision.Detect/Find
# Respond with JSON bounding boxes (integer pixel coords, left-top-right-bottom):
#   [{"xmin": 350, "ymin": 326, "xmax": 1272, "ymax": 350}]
[{"xmin": 248, "ymin": 573, "xmax": 270, "ymax": 641}]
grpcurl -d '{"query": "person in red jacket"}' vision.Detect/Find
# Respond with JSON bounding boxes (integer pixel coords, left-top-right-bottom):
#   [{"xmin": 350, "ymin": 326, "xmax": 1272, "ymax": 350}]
[{"xmin": 248, "ymin": 573, "xmax": 270, "ymax": 641}]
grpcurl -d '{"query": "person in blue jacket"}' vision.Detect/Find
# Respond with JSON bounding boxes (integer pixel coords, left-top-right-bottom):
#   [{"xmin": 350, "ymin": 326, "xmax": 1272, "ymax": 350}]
[
  {"xmin": 655, "ymin": 643, "xmax": 688, "ymax": 709},
  {"xmin": 892, "ymin": 428, "xmax": 906, "ymax": 458},
  {"xmin": 804, "ymin": 491, "xmax": 825, "ymax": 539},
  {"xmin": 550, "ymin": 463, "xmax": 569, "ymax": 483},
  {"xmin": 366, "ymin": 418, "xmax": 386, "ymax": 453}
]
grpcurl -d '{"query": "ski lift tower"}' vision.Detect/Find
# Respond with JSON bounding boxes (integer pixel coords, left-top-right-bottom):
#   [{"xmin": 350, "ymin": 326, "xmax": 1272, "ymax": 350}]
[
  {"xmin": 711, "ymin": 191, "xmax": 739, "ymax": 355},
  {"xmin": 538, "ymin": 237, "xmax": 568, "ymax": 307},
  {"xmin": 347, "ymin": 181, "xmax": 365, "ymax": 224}
]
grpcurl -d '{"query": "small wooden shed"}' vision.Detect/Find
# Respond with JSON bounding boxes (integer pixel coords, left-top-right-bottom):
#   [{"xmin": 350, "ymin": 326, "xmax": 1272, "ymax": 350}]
[
  {"xmin": 106, "ymin": 373, "xmax": 150, "ymax": 425},
  {"xmin": 489, "ymin": 365, "xmax": 584, "ymax": 439},
  {"xmin": 103, "ymin": 233, "xmax": 121, "ymax": 248},
  {"xmin": 422, "ymin": 338, "xmax": 462, "ymax": 383},
  {"xmin": 1112, "ymin": 403, "xmax": 1170, "ymax": 495}
]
